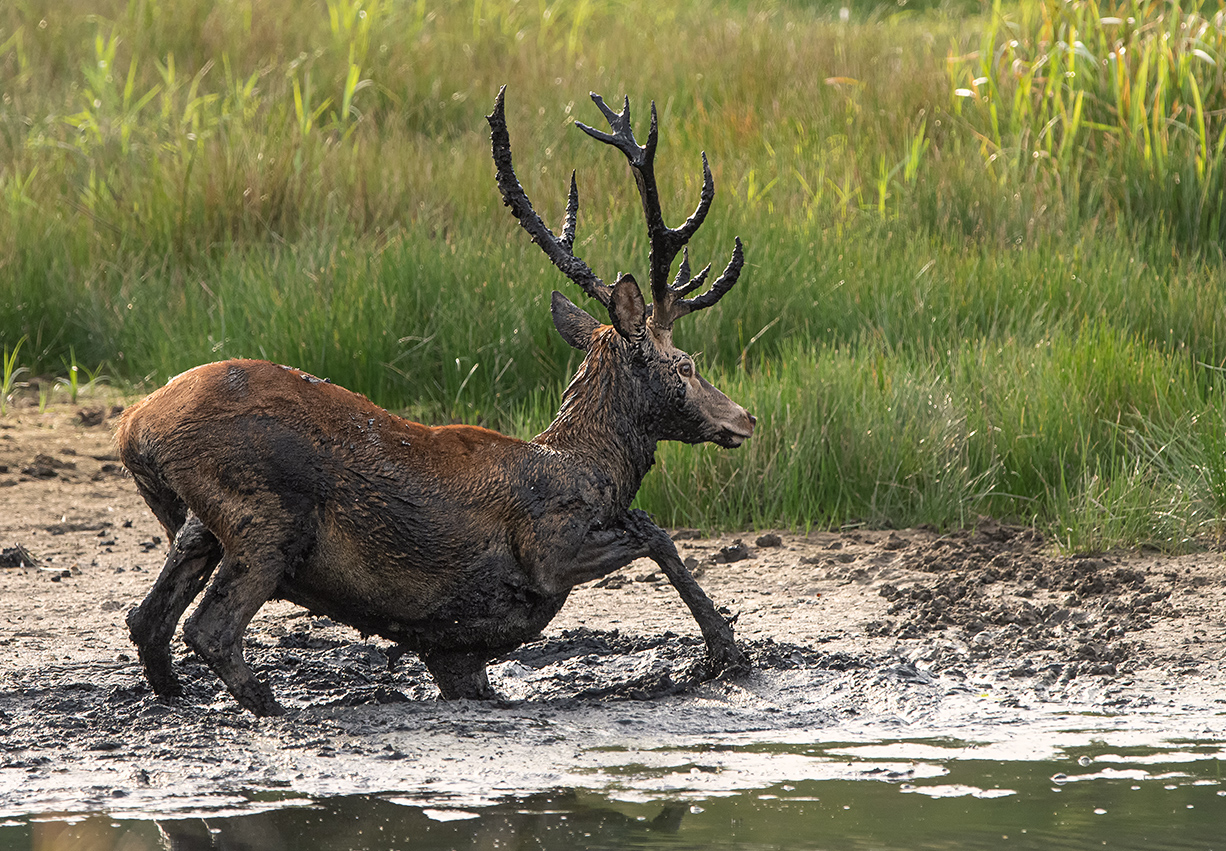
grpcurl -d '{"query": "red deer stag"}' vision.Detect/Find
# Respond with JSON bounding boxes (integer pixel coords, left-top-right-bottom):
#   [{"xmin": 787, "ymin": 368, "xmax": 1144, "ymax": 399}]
[{"xmin": 118, "ymin": 88, "xmax": 754, "ymax": 716}]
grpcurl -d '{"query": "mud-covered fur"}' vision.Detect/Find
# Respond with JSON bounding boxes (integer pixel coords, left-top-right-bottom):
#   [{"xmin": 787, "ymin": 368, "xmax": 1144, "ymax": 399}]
[
  {"xmin": 119, "ymin": 91, "xmax": 755, "ymax": 716},
  {"xmin": 120, "ymin": 299, "xmax": 753, "ymax": 714}
]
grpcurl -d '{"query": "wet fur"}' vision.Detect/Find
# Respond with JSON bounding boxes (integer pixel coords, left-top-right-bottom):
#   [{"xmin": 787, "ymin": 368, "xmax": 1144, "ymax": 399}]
[{"xmin": 121, "ymin": 310, "xmax": 752, "ymax": 714}]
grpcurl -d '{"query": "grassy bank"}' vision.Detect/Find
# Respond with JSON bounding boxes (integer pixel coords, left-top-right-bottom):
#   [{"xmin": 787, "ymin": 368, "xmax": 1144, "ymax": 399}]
[{"xmin": 3, "ymin": 0, "xmax": 1226, "ymax": 548}]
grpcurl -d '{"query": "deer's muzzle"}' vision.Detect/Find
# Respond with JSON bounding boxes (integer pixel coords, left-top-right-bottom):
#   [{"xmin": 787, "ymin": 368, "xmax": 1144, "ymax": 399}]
[{"xmin": 712, "ymin": 410, "xmax": 756, "ymax": 448}]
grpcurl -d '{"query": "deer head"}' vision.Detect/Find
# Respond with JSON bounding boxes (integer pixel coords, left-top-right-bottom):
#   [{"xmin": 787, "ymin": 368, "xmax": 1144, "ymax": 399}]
[{"xmin": 488, "ymin": 88, "xmax": 755, "ymax": 452}]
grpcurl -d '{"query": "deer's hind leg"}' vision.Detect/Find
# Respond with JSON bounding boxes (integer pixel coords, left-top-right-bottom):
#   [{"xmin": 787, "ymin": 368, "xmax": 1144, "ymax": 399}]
[
  {"xmin": 127, "ymin": 513, "xmax": 222, "ymax": 698},
  {"xmin": 420, "ymin": 649, "xmax": 496, "ymax": 700},
  {"xmin": 182, "ymin": 538, "xmax": 296, "ymax": 717}
]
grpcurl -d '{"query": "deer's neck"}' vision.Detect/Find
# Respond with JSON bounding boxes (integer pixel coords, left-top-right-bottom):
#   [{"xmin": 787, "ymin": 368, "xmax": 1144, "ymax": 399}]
[{"xmin": 532, "ymin": 339, "xmax": 657, "ymax": 510}]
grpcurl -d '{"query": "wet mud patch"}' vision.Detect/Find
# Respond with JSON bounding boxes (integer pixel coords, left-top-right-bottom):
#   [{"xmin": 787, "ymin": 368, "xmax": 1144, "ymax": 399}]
[
  {"xmin": 852, "ymin": 520, "xmax": 1187, "ymax": 679},
  {"xmin": 500, "ymin": 629, "xmax": 867, "ymax": 702}
]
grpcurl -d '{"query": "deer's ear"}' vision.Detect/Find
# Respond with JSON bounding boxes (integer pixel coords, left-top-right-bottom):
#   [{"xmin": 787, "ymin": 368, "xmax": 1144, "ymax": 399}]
[
  {"xmin": 551, "ymin": 291, "xmax": 601, "ymax": 351},
  {"xmin": 608, "ymin": 274, "xmax": 647, "ymax": 343}
]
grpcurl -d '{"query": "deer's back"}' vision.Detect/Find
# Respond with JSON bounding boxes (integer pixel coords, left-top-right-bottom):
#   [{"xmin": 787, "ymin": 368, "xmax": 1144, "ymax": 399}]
[
  {"xmin": 119, "ymin": 360, "xmax": 573, "ymax": 652},
  {"xmin": 117, "ymin": 360, "xmax": 551, "ymax": 618}
]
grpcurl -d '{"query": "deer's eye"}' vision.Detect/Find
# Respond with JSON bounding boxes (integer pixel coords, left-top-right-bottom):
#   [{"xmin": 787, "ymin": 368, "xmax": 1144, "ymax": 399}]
[{"xmin": 678, "ymin": 361, "xmax": 694, "ymax": 379}]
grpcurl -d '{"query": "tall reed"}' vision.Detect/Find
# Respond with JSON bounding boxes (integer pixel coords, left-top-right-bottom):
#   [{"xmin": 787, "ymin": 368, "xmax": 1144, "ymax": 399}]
[{"xmin": 950, "ymin": 0, "xmax": 1226, "ymax": 245}]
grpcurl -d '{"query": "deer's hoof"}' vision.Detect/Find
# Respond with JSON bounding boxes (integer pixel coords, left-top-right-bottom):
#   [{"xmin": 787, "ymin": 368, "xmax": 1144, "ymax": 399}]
[
  {"xmin": 705, "ymin": 643, "xmax": 752, "ymax": 681},
  {"xmin": 680, "ymin": 644, "xmax": 750, "ymax": 691}
]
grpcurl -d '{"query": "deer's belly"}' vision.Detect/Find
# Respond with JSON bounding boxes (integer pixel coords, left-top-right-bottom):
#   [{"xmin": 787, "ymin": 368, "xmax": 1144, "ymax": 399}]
[{"xmin": 276, "ymin": 532, "xmax": 568, "ymax": 654}]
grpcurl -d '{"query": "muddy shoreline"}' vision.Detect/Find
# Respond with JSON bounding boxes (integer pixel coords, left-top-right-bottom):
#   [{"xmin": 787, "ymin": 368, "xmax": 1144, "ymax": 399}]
[{"xmin": 2, "ymin": 403, "xmax": 1225, "ymax": 817}]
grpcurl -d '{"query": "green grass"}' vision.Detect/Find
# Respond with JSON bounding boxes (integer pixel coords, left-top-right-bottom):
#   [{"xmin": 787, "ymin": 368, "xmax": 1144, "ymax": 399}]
[
  {"xmin": 950, "ymin": 0, "xmax": 1226, "ymax": 247},
  {"xmin": 647, "ymin": 318, "xmax": 1225, "ymax": 547},
  {"xmin": 3, "ymin": 0, "xmax": 1226, "ymax": 549},
  {"xmin": 1, "ymin": 335, "xmax": 27, "ymax": 415}
]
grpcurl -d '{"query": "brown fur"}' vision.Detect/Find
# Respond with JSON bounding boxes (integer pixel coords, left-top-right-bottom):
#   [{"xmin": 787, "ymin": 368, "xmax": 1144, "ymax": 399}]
[
  {"xmin": 120, "ymin": 91, "xmax": 755, "ymax": 715},
  {"xmin": 121, "ymin": 313, "xmax": 753, "ymax": 714}
]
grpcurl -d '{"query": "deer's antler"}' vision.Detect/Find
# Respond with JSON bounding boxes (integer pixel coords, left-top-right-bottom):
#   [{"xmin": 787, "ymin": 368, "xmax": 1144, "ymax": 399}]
[
  {"xmin": 488, "ymin": 87, "xmax": 743, "ymax": 329},
  {"xmin": 576, "ymin": 93, "xmax": 744, "ymax": 332},
  {"xmin": 487, "ymin": 86, "xmax": 612, "ymax": 307}
]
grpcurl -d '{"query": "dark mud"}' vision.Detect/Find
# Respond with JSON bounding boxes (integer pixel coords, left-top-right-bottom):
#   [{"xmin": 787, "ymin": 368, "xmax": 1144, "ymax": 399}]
[
  {"xmin": 864, "ymin": 521, "xmax": 1185, "ymax": 678},
  {"xmin": 2, "ymin": 403, "xmax": 1226, "ymax": 816}
]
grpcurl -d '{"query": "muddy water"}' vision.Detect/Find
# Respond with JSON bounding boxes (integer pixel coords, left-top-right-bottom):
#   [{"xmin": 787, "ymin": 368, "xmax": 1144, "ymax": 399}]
[{"xmin": 4, "ymin": 738, "xmax": 1223, "ymax": 850}]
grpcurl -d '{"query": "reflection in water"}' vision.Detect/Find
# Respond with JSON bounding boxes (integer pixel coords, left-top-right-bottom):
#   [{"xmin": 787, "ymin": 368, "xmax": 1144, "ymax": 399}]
[
  {"xmin": 153, "ymin": 792, "xmax": 685, "ymax": 851},
  {"xmin": 10, "ymin": 752, "xmax": 1226, "ymax": 851}
]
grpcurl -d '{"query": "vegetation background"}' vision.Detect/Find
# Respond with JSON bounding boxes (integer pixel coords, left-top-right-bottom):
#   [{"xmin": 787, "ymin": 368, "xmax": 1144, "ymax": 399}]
[{"xmin": 3, "ymin": 0, "xmax": 1226, "ymax": 549}]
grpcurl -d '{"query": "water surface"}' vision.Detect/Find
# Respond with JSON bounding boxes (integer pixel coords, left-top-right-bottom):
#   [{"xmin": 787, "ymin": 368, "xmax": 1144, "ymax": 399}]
[{"xmin": 5, "ymin": 739, "xmax": 1222, "ymax": 850}]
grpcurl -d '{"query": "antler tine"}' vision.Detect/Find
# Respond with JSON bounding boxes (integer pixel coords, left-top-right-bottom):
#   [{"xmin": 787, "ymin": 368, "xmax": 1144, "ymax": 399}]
[
  {"xmin": 576, "ymin": 95, "xmax": 677, "ymax": 319},
  {"xmin": 576, "ymin": 92, "xmax": 740, "ymax": 331},
  {"xmin": 668, "ymin": 237, "xmax": 744, "ymax": 322},
  {"xmin": 560, "ymin": 171, "xmax": 579, "ymax": 252},
  {"xmin": 670, "ymin": 249, "xmax": 692, "ymax": 293},
  {"xmin": 670, "ymin": 248, "xmax": 712, "ymax": 298},
  {"xmin": 488, "ymin": 86, "xmax": 612, "ymax": 307},
  {"xmin": 576, "ymin": 95, "xmax": 657, "ymax": 163},
  {"xmin": 675, "ymin": 153, "xmax": 715, "ymax": 243}
]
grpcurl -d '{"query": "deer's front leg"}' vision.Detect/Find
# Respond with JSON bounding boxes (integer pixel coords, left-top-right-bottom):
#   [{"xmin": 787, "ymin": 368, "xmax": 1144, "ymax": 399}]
[
  {"xmin": 627, "ymin": 511, "xmax": 750, "ymax": 680},
  {"xmin": 533, "ymin": 514, "xmax": 749, "ymax": 680},
  {"xmin": 544, "ymin": 525, "xmax": 655, "ymax": 592}
]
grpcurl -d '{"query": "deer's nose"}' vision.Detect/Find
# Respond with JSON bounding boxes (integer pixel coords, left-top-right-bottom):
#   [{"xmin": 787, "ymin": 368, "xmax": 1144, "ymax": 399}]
[{"xmin": 748, "ymin": 413, "xmax": 757, "ymax": 427}]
